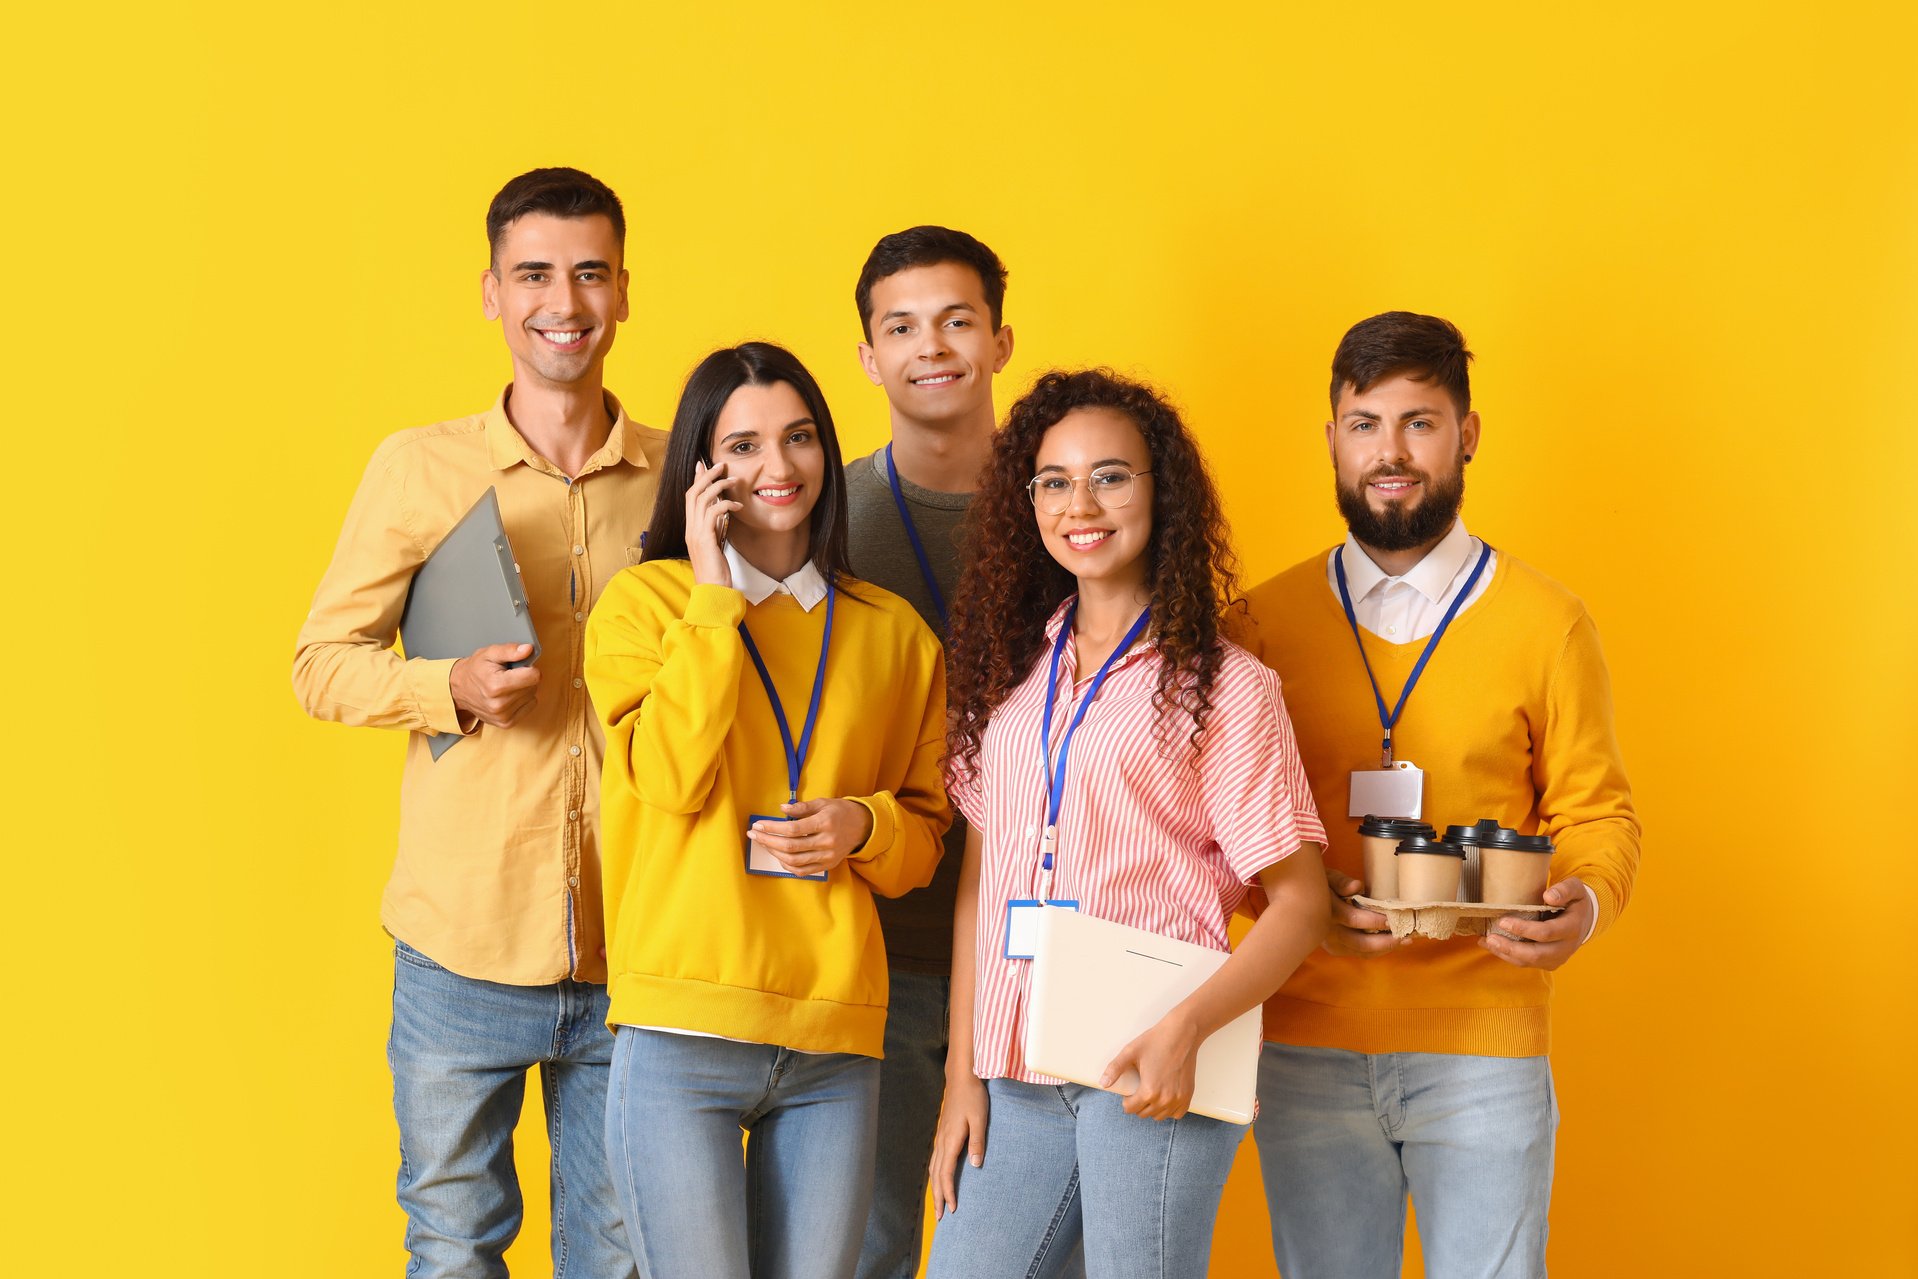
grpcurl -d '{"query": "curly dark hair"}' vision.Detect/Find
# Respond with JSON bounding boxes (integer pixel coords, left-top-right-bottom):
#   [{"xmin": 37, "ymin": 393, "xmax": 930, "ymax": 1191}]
[{"xmin": 946, "ymin": 368, "xmax": 1243, "ymax": 772}]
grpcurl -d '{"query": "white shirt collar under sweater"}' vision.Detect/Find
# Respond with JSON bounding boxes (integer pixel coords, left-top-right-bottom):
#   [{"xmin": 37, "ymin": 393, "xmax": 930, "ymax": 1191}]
[
  {"xmin": 1328, "ymin": 519, "xmax": 1494, "ymax": 645},
  {"xmin": 723, "ymin": 541, "xmax": 829, "ymax": 611}
]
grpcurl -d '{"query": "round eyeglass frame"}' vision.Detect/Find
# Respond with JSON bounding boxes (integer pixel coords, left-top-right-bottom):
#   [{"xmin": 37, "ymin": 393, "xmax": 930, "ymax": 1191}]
[{"xmin": 1026, "ymin": 466, "xmax": 1154, "ymax": 515}]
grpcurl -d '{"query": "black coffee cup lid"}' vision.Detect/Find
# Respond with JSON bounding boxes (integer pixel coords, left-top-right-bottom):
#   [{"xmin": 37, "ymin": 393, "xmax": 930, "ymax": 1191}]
[
  {"xmin": 1395, "ymin": 836, "xmax": 1466, "ymax": 858},
  {"xmin": 1359, "ymin": 815, "xmax": 1436, "ymax": 839},
  {"xmin": 1485, "ymin": 829, "xmax": 1554, "ymax": 853},
  {"xmin": 1443, "ymin": 819, "xmax": 1509, "ymax": 845}
]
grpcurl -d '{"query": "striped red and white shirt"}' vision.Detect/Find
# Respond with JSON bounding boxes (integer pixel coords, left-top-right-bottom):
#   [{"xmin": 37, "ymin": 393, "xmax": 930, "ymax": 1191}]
[{"xmin": 947, "ymin": 600, "xmax": 1326, "ymax": 1084}]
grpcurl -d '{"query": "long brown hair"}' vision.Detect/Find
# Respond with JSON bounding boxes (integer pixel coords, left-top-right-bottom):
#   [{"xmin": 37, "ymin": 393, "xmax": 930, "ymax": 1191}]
[{"xmin": 945, "ymin": 368, "xmax": 1242, "ymax": 771}]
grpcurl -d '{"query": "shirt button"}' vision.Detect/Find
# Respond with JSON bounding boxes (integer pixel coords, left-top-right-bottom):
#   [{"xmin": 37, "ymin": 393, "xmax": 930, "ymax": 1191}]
[
  {"xmin": 574, "ymin": 611, "xmax": 585, "ymax": 622},
  {"xmin": 568, "ymin": 745, "xmax": 582, "ymax": 758},
  {"xmin": 573, "ymin": 545, "xmax": 585, "ymax": 556},
  {"xmin": 1387, "ymin": 625, "xmax": 1398, "ymax": 634},
  {"xmin": 573, "ymin": 677, "xmax": 583, "ymax": 688},
  {"xmin": 568, "ymin": 810, "xmax": 580, "ymax": 822},
  {"xmin": 568, "ymin": 875, "xmax": 580, "ymax": 888}
]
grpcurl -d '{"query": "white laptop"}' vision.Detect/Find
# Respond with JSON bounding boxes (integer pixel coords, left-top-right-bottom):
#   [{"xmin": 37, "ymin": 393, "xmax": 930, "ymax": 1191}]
[{"xmin": 1023, "ymin": 907, "xmax": 1261, "ymax": 1124}]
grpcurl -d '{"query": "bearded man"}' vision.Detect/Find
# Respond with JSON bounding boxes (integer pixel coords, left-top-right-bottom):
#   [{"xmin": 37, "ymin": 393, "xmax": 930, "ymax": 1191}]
[{"xmin": 1245, "ymin": 311, "xmax": 1641, "ymax": 1279}]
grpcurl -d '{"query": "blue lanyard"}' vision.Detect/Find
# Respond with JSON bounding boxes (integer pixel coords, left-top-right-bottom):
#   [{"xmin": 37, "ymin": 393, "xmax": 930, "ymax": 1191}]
[
  {"xmin": 1036, "ymin": 602, "xmax": 1153, "ymax": 872},
  {"xmin": 1333, "ymin": 541, "xmax": 1491, "ymax": 767},
  {"xmin": 883, "ymin": 443, "xmax": 948, "ymax": 627},
  {"xmin": 738, "ymin": 585, "xmax": 836, "ymax": 803}
]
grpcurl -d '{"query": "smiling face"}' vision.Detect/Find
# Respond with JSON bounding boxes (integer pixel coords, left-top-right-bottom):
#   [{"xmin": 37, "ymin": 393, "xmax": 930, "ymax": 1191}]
[
  {"xmin": 708, "ymin": 380, "xmax": 827, "ymax": 567},
  {"xmin": 481, "ymin": 212, "xmax": 628, "ymax": 390},
  {"xmin": 858, "ymin": 262, "xmax": 1013, "ymax": 430},
  {"xmin": 1327, "ymin": 372, "xmax": 1481, "ymax": 553},
  {"xmin": 1031, "ymin": 407, "xmax": 1155, "ymax": 598}
]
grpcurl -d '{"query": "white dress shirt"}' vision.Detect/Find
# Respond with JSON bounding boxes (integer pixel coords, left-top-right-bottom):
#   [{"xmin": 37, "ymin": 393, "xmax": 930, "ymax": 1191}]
[
  {"xmin": 723, "ymin": 541, "xmax": 829, "ymax": 611},
  {"xmin": 1325, "ymin": 518, "xmax": 1495, "ymax": 643}
]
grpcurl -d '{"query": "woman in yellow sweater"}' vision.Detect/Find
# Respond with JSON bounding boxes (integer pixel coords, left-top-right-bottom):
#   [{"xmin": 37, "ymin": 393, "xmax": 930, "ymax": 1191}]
[{"xmin": 584, "ymin": 341, "xmax": 951, "ymax": 1279}]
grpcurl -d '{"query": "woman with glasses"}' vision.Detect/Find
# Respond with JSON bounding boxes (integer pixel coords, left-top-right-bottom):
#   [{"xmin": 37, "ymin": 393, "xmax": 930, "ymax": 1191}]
[
  {"xmin": 924, "ymin": 368, "xmax": 1330, "ymax": 1279},
  {"xmin": 585, "ymin": 342, "xmax": 951, "ymax": 1279}
]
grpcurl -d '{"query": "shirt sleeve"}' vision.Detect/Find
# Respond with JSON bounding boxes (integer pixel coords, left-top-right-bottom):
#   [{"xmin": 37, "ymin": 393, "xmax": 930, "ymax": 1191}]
[
  {"xmin": 1536, "ymin": 610, "xmax": 1640, "ymax": 940},
  {"xmin": 944, "ymin": 748, "xmax": 987, "ymax": 831},
  {"xmin": 1200, "ymin": 654, "xmax": 1328, "ymax": 885},
  {"xmin": 291, "ymin": 440, "xmax": 464, "ymax": 735},
  {"xmin": 585, "ymin": 572, "xmax": 748, "ymax": 816}
]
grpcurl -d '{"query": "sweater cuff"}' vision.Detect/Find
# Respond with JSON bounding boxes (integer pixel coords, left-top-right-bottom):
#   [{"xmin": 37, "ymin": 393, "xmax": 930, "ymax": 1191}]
[
  {"xmin": 683, "ymin": 584, "xmax": 749, "ymax": 629},
  {"xmin": 845, "ymin": 794, "xmax": 897, "ymax": 864},
  {"xmin": 1566, "ymin": 871, "xmax": 1619, "ymax": 942},
  {"xmin": 408, "ymin": 657, "xmax": 469, "ymax": 736}
]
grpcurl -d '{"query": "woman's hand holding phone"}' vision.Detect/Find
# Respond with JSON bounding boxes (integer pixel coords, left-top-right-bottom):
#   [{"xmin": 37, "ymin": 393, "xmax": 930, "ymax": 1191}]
[{"xmin": 687, "ymin": 459, "xmax": 742, "ymax": 588}]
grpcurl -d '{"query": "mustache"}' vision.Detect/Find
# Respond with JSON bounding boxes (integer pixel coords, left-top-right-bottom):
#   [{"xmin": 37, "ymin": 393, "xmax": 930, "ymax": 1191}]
[{"xmin": 1360, "ymin": 465, "xmax": 1428, "ymax": 483}]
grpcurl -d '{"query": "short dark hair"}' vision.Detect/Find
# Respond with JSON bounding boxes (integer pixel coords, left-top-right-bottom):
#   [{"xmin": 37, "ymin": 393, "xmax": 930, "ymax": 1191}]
[
  {"xmin": 485, "ymin": 167, "xmax": 625, "ymax": 266},
  {"xmin": 1330, "ymin": 312, "xmax": 1473, "ymax": 415},
  {"xmin": 641, "ymin": 342, "xmax": 854, "ymax": 590},
  {"xmin": 854, "ymin": 226, "xmax": 1008, "ymax": 341}
]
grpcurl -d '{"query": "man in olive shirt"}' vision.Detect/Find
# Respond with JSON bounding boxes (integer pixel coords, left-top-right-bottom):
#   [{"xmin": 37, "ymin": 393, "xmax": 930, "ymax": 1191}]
[
  {"xmin": 844, "ymin": 226, "xmax": 1013, "ymax": 1278},
  {"xmin": 294, "ymin": 168, "xmax": 661, "ymax": 1278}
]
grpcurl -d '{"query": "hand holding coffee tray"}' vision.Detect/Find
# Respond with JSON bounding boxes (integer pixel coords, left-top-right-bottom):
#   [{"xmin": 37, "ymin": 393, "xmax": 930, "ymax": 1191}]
[{"xmin": 1352, "ymin": 815, "xmax": 1563, "ymax": 939}]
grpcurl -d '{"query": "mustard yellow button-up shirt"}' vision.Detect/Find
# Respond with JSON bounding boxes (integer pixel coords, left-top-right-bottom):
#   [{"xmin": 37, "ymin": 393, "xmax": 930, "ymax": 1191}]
[{"xmin": 294, "ymin": 390, "xmax": 668, "ymax": 986}]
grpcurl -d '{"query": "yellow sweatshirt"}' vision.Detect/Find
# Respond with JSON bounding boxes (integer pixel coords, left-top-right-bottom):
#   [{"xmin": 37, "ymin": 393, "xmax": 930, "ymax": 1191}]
[
  {"xmin": 585, "ymin": 560, "xmax": 951, "ymax": 1058},
  {"xmin": 1248, "ymin": 548, "xmax": 1639, "ymax": 1057}
]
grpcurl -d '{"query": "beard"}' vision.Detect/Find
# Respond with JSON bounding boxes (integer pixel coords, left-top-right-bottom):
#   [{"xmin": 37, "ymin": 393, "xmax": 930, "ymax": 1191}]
[{"xmin": 1335, "ymin": 454, "xmax": 1467, "ymax": 552}]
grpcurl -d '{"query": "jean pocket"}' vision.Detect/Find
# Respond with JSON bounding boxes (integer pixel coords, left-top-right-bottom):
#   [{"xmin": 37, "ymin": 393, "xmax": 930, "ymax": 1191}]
[{"xmin": 393, "ymin": 939, "xmax": 445, "ymax": 971}]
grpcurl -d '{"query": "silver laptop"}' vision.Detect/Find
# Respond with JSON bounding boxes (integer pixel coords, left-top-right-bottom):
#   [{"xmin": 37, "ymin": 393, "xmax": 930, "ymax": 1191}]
[
  {"xmin": 399, "ymin": 487, "xmax": 541, "ymax": 760},
  {"xmin": 1023, "ymin": 907, "xmax": 1261, "ymax": 1124}
]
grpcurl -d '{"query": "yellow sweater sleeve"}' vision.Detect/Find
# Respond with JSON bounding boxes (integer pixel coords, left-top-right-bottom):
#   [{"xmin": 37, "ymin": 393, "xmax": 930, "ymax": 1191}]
[
  {"xmin": 843, "ymin": 650, "xmax": 953, "ymax": 899},
  {"xmin": 586, "ymin": 569, "xmax": 750, "ymax": 816},
  {"xmin": 1536, "ymin": 609, "xmax": 1641, "ymax": 939}
]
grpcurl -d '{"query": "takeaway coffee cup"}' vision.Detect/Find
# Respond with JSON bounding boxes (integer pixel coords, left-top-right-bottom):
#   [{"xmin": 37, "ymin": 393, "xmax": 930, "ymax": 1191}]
[
  {"xmin": 1395, "ymin": 836, "xmax": 1467, "ymax": 902},
  {"xmin": 1444, "ymin": 820, "xmax": 1509, "ymax": 901},
  {"xmin": 1358, "ymin": 816, "xmax": 1435, "ymax": 900},
  {"xmin": 1480, "ymin": 830, "xmax": 1555, "ymax": 905}
]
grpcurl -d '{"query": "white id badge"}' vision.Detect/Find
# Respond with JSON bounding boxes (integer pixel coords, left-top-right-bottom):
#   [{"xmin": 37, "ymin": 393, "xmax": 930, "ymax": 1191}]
[
  {"xmin": 744, "ymin": 814, "xmax": 829, "ymax": 881},
  {"xmin": 1003, "ymin": 899, "xmax": 1080, "ymax": 960},
  {"xmin": 1348, "ymin": 761, "xmax": 1424, "ymax": 819}
]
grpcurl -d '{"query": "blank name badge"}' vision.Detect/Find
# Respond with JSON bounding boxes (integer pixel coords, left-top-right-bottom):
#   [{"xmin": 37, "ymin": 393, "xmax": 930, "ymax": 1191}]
[
  {"xmin": 1348, "ymin": 760, "xmax": 1424, "ymax": 819},
  {"xmin": 1003, "ymin": 899, "xmax": 1080, "ymax": 960}
]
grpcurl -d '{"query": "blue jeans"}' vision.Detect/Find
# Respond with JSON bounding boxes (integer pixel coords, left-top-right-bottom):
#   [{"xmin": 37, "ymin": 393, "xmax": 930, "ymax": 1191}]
[
  {"xmin": 924, "ymin": 1079, "xmax": 1243, "ymax": 1279},
  {"xmin": 854, "ymin": 970, "xmax": 947, "ymax": 1279},
  {"xmin": 389, "ymin": 940, "xmax": 634, "ymax": 1279},
  {"xmin": 606, "ymin": 1027, "xmax": 881, "ymax": 1279},
  {"xmin": 1253, "ymin": 1043, "xmax": 1558, "ymax": 1279}
]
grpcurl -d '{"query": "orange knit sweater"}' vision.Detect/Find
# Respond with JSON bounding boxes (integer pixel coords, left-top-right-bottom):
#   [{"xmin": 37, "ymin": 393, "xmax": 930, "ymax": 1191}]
[{"xmin": 1247, "ymin": 548, "xmax": 1639, "ymax": 1057}]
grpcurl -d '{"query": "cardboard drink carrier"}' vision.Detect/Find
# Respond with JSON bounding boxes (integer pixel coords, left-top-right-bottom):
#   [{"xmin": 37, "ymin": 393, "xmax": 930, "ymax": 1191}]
[{"xmin": 1355, "ymin": 816, "xmax": 1561, "ymax": 940}]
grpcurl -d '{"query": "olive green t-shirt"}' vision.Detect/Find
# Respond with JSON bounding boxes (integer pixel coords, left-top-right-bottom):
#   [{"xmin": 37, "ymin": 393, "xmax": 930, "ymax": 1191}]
[{"xmin": 845, "ymin": 448, "xmax": 973, "ymax": 974}]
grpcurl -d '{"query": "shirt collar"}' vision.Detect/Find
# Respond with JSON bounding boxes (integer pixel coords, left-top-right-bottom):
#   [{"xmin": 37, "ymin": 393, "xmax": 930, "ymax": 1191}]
[
  {"xmin": 1339, "ymin": 518, "xmax": 1473, "ymax": 605},
  {"xmin": 484, "ymin": 386, "xmax": 652, "ymax": 475},
  {"xmin": 724, "ymin": 542, "xmax": 829, "ymax": 611}
]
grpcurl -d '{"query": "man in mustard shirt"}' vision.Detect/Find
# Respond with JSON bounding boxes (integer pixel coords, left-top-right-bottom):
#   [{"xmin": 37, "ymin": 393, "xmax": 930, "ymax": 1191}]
[
  {"xmin": 294, "ymin": 167, "xmax": 665, "ymax": 1278},
  {"xmin": 1247, "ymin": 312, "xmax": 1639, "ymax": 1277}
]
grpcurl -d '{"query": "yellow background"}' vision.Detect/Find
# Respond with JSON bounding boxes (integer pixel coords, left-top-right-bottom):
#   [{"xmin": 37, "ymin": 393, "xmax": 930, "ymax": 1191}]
[{"xmin": 6, "ymin": 0, "xmax": 1913, "ymax": 1274}]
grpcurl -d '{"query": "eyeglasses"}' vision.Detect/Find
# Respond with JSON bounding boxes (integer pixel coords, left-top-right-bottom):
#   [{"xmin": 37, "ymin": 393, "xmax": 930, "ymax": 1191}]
[{"xmin": 1026, "ymin": 466, "xmax": 1153, "ymax": 515}]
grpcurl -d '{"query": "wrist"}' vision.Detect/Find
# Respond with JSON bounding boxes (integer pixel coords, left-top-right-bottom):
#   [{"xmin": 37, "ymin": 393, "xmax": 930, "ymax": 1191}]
[{"xmin": 1159, "ymin": 1005, "xmax": 1205, "ymax": 1044}]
